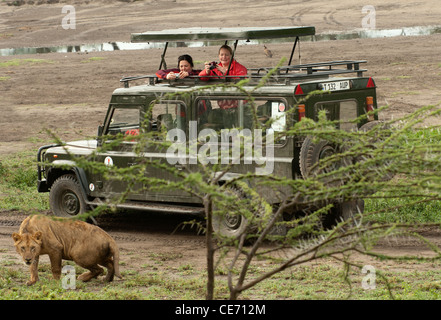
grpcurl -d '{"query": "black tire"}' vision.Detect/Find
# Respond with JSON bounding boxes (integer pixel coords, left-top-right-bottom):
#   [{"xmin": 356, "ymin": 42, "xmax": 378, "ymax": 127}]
[
  {"xmin": 322, "ymin": 199, "xmax": 365, "ymax": 229},
  {"xmin": 49, "ymin": 174, "xmax": 87, "ymax": 218},
  {"xmin": 299, "ymin": 136, "xmax": 364, "ymax": 228},
  {"xmin": 358, "ymin": 120, "xmax": 386, "ymax": 134},
  {"xmin": 356, "ymin": 120, "xmax": 394, "ymax": 181},
  {"xmin": 212, "ymin": 187, "xmax": 285, "ymax": 241},
  {"xmin": 299, "ymin": 137, "xmax": 337, "ymax": 179}
]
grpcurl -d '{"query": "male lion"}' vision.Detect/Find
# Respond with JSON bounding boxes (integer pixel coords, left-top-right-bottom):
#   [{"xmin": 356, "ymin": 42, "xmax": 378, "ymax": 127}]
[{"xmin": 12, "ymin": 215, "xmax": 122, "ymax": 286}]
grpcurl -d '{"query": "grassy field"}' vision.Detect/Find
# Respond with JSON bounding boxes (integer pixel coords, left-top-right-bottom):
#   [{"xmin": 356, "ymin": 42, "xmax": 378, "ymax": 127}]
[{"xmin": 2, "ymin": 256, "xmax": 441, "ymax": 300}]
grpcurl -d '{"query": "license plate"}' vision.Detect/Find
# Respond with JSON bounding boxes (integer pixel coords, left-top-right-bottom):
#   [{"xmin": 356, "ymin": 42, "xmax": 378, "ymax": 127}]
[{"xmin": 321, "ymin": 80, "xmax": 350, "ymax": 91}]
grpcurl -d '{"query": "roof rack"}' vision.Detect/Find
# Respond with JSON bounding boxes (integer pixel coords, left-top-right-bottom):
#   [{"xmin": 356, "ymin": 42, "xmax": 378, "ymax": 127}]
[
  {"xmin": 119, "ymin": 74, "xmax": 249, "ymax": 88},
  {"xmin": 120, "ymin": 60, "xmax": 367, "ymax": 88},
  {"xmin": 120, "ymin": 75, "xmax": 156, "ymax": 87},
  {"xmin": 251, "ymin": 60, "xmax": 368, "ymax": 80}
]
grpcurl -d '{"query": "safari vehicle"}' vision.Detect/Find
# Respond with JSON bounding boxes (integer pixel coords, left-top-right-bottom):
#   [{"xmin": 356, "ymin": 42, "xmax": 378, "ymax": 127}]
[{"xmin": 37, "ymin": 27, "xmax": 378, "ymax": 234}]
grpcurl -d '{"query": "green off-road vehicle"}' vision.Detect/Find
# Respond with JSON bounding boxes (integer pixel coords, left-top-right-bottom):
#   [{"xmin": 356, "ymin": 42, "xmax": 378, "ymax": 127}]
[{"xmin": 37, "ymin": 27, "xmax": 379, "ymax": 235}]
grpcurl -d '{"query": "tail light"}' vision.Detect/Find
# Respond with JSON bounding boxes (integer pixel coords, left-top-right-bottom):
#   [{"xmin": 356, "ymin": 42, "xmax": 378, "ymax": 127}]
[
  {"xmin": 366, "ymin": 96, "xmax": 374, "ymax": 121},
  {"xmin": 298, "ymin": 104, "xmax": 306, "ymax": 121}
]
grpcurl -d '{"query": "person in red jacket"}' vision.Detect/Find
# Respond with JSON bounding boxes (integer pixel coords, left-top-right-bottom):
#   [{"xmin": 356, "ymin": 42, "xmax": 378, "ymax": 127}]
[
  {"xmin": 156, "ymin": 54, "xmax": 201, "ymax": 80},
  {"xmin": 199, "ymin": 45, "xmax": 247, "ymax": 81}
]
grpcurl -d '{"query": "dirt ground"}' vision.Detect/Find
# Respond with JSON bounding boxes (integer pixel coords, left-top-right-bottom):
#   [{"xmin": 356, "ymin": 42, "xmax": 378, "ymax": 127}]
[{"xmin": 1, "ymin": 0, "xmax": 441, "ymax": 296}]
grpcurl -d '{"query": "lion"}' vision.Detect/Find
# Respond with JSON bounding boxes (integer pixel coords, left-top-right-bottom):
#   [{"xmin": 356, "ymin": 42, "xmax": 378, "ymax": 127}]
[{"xmin": 12, "ymin": 215, "xmax": 122, "ymax": 286}]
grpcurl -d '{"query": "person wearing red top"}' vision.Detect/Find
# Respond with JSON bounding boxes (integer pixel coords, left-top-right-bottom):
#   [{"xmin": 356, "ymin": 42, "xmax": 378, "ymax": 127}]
[
  {"xmin": 156, "ymin": 54, "xmax": 201, "ymax": 80},
  {"xmin": 198, "ymin": 45, "xmax": 247, "ymax": 81}
]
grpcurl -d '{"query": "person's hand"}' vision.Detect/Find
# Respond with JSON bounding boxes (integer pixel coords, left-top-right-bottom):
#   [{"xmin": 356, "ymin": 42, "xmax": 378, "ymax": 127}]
[
  {"xmin": 204, "ymin": 62, "xmax": 212, "ymax": 73},
  {"xmin": 166, "ymin": 72, "xmax": 176, "ymax": 80},
  {"xmin": 179, "ymin": 71, "xmax": 189, "ymax": 78}
]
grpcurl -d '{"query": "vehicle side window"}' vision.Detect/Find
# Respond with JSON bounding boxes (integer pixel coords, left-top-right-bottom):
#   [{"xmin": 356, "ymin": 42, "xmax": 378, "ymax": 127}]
[
  {"xmin": 196, "ymin": 98, "xmax": 259, "ymax": 133},
  {"xmin": 107, "ymin": 106, "xmax": 141, "ymax": 136},
  {"xmin": 255, "ymin": 100, "xmax": 287, "ymax": 133},
  {"xmin": 148, "ymin": 101, "xmax": 186, "ymax": 139},
  {"xmin": 196, "ymin": 98, "xmax": 287, "ymax": 132},
  {"xmin": 314, "ymin": 100, "xmax": 358, "ymax": 131},
  {"xmin": 339, "ymin": 100, "xmax": 358, "ymax": 131}
]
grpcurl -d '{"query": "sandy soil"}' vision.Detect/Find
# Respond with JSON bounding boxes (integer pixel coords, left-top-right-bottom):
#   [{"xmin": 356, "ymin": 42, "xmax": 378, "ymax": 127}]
[{"xmin": 1, "ymin": 0, "xmax": 441, "ymax": 296}]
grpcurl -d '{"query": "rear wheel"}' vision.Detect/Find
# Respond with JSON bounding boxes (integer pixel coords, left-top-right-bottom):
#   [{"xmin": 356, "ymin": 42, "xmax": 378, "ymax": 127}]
[
  {"xmin": 49, "ymin": 174, "xmax": 87, "ymax": 217},
  {"xmin": 356, "ymin": 120, "xmax": 394, "ymax": 181},
  {"xmin": 322, "ymin": 200, "xmax": 365, "ymax": 229},
  {"xmin": 299, "ymin": 136, "xmax": 364, "ymax": 227},
  {"xmin": 211, "ymin": 187, "xmax": 283, "ymax": 240}
]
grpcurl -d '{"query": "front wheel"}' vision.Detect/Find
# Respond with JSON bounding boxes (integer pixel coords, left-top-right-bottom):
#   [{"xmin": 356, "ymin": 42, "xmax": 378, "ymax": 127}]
[{"xmin": 49, "ymin": 174, "xmax": 88, "ymax": 217}]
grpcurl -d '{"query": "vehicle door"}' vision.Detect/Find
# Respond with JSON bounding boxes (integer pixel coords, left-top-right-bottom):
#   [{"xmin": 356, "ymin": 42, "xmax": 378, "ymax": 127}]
[
  {"xmin": 140, "ymin": 98, "xmax": 196, "ymax": 202},
  {"xmin": 92, "ymin": 103, "xmax": 144, "ymax": 201}
]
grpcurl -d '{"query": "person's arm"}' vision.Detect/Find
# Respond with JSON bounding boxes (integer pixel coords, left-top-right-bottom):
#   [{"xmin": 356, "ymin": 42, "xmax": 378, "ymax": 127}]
[
  {"xmin": 232, "ymin": 61, "xmax": 247, "ymax": 75},
  {"xmin": 155, "ymin": 70, "xmax": 168, "ymax": 79},
  {"xmin": 199, "ymin": 62, "xmax": 225, "ymax": 81},
  {"xmin": 227, "ymin": 60, "xmax": 247, "ymax": 79},
  {"xmin": 155, "ymin": 68, "xmax": 178, "ymax": 79},
  {"xmin": 198, "ymin": 63, "xmax": 216, "ymax": 81},
  {"xmin": 236, "ymin": 63, "xmax": 247, "ymax": 76},
  {"xmin": 198, "ymin": 69, "xmax": 209, "ymax": 81}
]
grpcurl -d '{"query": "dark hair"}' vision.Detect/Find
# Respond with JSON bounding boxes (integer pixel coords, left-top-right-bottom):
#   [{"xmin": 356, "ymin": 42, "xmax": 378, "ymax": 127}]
[
  {"xmin": 218, "ymin": 45, "xmax": 233, "ymax": 55},
  {"xmin": 177, "ymin": 54, "xmax": 194, "ymax": 68}
]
